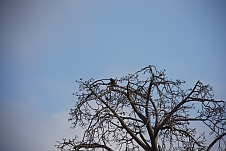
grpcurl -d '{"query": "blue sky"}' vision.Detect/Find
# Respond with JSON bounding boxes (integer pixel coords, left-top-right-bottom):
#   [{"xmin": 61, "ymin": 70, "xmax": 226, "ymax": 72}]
[{"xmin": 0, "ymin": 0, "xmax": 225, "ymax": 151}]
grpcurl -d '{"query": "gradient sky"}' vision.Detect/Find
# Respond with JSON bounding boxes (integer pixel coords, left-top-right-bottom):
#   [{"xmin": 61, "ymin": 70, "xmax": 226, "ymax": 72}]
[{"xmin": 0, "ymin": 0, "xmax": 226, "ymax": 151}]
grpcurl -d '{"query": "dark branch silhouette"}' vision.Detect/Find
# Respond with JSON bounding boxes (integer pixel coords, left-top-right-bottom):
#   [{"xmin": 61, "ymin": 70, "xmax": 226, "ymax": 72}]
[
  {"xmin": 108, "ymin": 78, "xmax": 116, "ymax": 85},
  {"xmin": 56, "ymin": 65, "xmax": 225, "ymax": 151}
]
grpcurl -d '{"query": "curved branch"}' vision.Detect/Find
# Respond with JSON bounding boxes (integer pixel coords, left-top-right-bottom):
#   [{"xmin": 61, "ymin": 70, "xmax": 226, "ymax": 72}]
[
  {"xmin": 159, "ymin": 81, "xmax": 200, "ymax": 128},
  {"xmin": 207, "ymin": 132, "xmax": 226, "ymax": 151},
  {"xmin": 74, "ymin": 143, "xmax": 114, "ymax": 151},
  {"xmin": 59, "ymin": 66, "xmax": 225, "ymax": 151},
  {"xmin": 173, "ymin": 127, "xmax": 204, "ymax": 147},
  {"xmin": 88, "ymin": 84, "xmax": 149, "ymax": 150}
]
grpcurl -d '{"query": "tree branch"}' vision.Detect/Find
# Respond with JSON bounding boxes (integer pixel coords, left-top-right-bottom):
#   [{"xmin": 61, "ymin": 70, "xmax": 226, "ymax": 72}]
[{"xmin": 207, "ymin": 132, "xmax": 226, "ymax": 151}]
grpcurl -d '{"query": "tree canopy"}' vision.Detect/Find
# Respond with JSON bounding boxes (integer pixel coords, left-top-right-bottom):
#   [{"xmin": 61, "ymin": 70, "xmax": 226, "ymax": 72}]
[{"xmin": 56, "ymin": 65, "xmax": 225, "ymax": 151}]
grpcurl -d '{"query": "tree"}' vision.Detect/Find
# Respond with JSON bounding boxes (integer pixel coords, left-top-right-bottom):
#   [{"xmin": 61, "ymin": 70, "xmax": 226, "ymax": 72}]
[{"xmin": 56, "ymin": 65, "xmax": 226, "ymax": 151}]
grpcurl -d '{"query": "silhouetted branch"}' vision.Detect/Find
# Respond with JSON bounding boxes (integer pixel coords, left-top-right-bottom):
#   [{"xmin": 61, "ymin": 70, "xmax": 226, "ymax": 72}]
[{"xmin": 56, "ymin": 65, "xmax": 225, "ymax": 151}]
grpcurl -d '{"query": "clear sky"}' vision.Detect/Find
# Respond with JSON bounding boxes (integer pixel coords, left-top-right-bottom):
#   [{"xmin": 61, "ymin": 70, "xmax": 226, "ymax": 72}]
[{"xmin": 0, "ymin": 0, "xmax": 225, "ymax": 151}]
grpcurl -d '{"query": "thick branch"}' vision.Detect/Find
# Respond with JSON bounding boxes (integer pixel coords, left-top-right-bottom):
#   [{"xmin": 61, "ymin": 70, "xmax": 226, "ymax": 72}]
[
  {"xmin": 88, "ymin": 85, "xmax": 149, "ymax": 150},
  {"xmin": 159, "ymin": 81, "xmax": 200, "ymax": 128},
  {"xmin": 207, "ymin": 132, "xmax": 226, "ymax": 151},
  {"xmin": 74, "ymin": 143, "xmax": 114, "ymax": 151}
]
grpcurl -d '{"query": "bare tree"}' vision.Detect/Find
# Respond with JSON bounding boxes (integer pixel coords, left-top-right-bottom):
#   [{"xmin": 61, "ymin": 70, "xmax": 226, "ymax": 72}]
[{"xmin": 56, "ymin": 65, "xmax": 225, "ymax": 151}]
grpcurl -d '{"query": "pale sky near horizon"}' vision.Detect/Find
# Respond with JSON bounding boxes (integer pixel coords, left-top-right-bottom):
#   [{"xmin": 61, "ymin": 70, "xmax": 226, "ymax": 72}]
[{"xmin": 0, "ymin": 0, "xmax": 226, "ymax": 151}]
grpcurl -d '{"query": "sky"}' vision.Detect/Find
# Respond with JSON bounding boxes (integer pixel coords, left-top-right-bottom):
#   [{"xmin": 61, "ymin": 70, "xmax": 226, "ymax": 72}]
[{"xmin": 0, "ymin": 0, "xmax": 226, "ymax": 151}]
